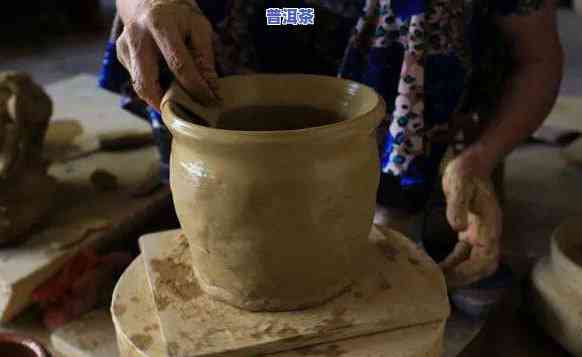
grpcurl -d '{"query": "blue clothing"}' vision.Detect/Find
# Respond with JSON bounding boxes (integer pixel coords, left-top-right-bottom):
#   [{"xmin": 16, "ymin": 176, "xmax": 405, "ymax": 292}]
[{"xmin": 100, "ymin": 0, "xmax": 541, "ymax": 211}]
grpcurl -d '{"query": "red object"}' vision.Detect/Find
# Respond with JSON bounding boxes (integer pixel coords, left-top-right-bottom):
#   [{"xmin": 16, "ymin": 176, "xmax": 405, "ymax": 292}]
[
  {"xmin": 31, "ymin": 248, "xmax": 132, "ymax": 329},
  {"xmin": 32, "ymin": 249, "xmax": 101, "ymax": 304}
]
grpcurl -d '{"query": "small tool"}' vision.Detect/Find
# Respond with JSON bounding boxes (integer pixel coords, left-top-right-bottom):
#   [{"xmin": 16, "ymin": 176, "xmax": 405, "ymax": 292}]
[{"xmin": 57, "ymin": 130, "xmax": 155, "ymax": 162}]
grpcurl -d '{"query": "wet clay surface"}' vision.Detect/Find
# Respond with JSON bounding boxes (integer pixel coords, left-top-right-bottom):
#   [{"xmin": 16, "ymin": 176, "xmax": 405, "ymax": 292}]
[
  {"xmin": 129, "ymin": 333, "xmax": 153, "ymax": 351},
  {"xmin": 112, "ymin": 303, "xmax": 127, "ymax": 317},
  {"xmin": 216, "ymin": 105, "xmax": 343, "ymax": 131},
  {"xmin": 150, "ymin": 235, "xmax": 202, "ymax": 312}
]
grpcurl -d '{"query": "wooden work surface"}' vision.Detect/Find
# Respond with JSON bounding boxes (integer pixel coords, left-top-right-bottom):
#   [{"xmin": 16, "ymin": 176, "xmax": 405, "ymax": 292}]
[
  {"xmin": 136, "ymin": 227, "xmax": 449, "ymax": 357},
  {"xmin": 0, "ymin": 75, "xmax": 171, "ymax": 324},
  {"xmin": 113, "ymin": 227, "xmax": 448, "ymax": 357}
]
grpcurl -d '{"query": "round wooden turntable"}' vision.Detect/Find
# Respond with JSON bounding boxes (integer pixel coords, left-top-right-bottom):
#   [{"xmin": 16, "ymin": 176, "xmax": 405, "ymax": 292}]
[{"xmin": 111, "ymin": 226, "xmax": 449, "ymax": 357}]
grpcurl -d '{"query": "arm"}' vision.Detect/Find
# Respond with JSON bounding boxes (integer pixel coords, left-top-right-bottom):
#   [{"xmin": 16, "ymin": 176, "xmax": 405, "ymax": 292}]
[
  {"xmin": 461, "ymin": 0, "xmax": 564, "ymax": 176},
  {"xmin": 440, "ymin": 0, "xmax": 563, "ymax": 287}
]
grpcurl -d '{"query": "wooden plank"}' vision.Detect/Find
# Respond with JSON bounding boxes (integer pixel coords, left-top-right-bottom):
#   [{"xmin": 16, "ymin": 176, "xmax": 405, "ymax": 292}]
[{"xmin": 139, "ymin": 227, "xmax": 449, "ymax": 357}]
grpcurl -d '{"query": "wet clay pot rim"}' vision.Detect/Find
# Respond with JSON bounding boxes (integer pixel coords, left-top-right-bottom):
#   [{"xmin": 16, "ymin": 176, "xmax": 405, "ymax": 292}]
[
  {"xmin": 550, "ymin": 217, "xmax": 582, "ymax": 293},
  {"xmin": 160, "ymin": 74, "xmax": 386, "ymax": 143},
  {"xmin": 0, "ymin": 332, "xmax": 51, "ymax": 357}
]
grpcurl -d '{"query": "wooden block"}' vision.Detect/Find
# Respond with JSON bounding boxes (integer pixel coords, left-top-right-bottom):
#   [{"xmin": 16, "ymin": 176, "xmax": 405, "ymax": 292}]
[
  {"xmin": 51, "ymin": 308, "xmax": 119, "ymax": 357},
  {"xmin": 112, "ymin": 252, "xmax": 446, "ymax": 357},
  {"xmin": 138, "ymin": 227, "xmax": 449, "ymax": 357}
]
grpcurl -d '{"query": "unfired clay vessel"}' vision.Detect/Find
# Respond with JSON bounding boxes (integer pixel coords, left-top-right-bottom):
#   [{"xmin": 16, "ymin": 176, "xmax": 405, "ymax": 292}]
[
  {"xmin": 0, "ymin": 72, "xmax": 57, "ymax": 244},
  {"xmin": 161, "ymin": 75, "xmax": 385, "ymax": 311},
  {"xmin": 530, "ymin": 217, "xmax": 582, "ymax": 356}
]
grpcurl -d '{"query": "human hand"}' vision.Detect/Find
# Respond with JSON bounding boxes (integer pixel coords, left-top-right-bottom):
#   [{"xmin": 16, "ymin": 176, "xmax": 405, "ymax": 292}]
[
  {"xmin": 439, "ymin": 153, "xmax": 502, "ymax": 289},
  {"xmin": 116, "ymin": 0, "xmax": 219, "ymax": 110}
]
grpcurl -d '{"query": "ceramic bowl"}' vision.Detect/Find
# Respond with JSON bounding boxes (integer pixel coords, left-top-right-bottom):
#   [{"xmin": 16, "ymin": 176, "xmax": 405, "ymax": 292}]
[
  {"xmin": 530, "ymin": 217, "xmax": 582, "ymax": 357},
  {"xmin": 0, "ymin": 333, "xmax": 50, "ymax": 357}
]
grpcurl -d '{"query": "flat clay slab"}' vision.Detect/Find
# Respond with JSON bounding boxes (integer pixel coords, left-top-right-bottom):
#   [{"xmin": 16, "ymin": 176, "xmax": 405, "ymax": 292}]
[
  {"xmin": 112, "ymin": 254, "xmax": 446, "ymax": 357},
  {"xmin": 138, "ymin": 227, "xmax": 449, "ymax": 357}
]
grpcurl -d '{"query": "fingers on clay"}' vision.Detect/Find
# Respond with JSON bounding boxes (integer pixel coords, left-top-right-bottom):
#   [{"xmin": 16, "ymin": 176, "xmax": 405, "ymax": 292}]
[
  {"xmin": 440, "ymin": 240, "xmax": 472, "ymax": 271},
  {"xmin": 445, "ymin": 179, "xmax": 472, "ymax": 232},
  {"xmin": 126, "ymin": 25, "xmax": 163, "ymax": 109},
  {"xmin": 148, "ymin": 22, "xmax": 217, "ymax": 105},
  {"xmin": 116, "ymin": 33, "xmax": 132, "ymax": 71}
]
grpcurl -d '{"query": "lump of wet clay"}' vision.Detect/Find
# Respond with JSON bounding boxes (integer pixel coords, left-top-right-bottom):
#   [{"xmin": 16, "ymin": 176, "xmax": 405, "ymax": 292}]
[{"xmin": 0, "ymin": 71, "xmax": 57, "ymax": 245}]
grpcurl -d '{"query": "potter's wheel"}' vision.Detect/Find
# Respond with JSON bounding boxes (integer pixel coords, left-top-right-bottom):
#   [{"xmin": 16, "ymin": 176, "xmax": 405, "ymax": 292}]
[{"xmin": 112, "ymin": 227, "xmax": 449, "ymax": 357}]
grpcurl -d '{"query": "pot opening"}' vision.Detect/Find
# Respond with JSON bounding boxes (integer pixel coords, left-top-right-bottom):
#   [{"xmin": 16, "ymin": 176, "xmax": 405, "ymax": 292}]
[
  {"xmin": 0, "ymin": 341, "xmax": 40, "ymax": 357},
  {"xmin": 215, "ymin": 105, "xmax": 345, "ymax": 131},
  {"xmin": 173, "ymin": 102, "xmax": 211, "ymax": 127}
]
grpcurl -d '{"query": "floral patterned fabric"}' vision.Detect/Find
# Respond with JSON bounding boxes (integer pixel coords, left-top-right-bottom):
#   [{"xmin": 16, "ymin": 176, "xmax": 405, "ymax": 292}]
[{"xmin": 100, "ymin": 0, "xmax": 544, "ymax": 211}]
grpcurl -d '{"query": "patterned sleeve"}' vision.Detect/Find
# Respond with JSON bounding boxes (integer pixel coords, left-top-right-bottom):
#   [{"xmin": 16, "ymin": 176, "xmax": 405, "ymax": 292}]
[{"xmin": 488, "ymin": 0, "xmax": 545, "ymax": 16}]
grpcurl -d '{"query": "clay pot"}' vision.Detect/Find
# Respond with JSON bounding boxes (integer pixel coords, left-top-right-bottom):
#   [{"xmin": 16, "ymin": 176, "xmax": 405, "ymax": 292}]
[
  {"xmin": 0, "ymin": 333, "xmax": 50, "ymax": 357},
  {"xmin": 161, "ymin": 75, "xmax": 385, "ymax": 311},
  {"xmin": 530, "ymin": 217, "xmax": 582, "ymax": 356}
]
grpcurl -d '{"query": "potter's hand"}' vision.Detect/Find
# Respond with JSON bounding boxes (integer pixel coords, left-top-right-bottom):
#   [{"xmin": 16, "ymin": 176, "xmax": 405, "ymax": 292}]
[
  {"xmin": 116, "ymin": 0, "xmax": 219, "ymax": 110},
  {"xmin": 439, "ymin": 154, "xmax": 502, "ymax": 289}
]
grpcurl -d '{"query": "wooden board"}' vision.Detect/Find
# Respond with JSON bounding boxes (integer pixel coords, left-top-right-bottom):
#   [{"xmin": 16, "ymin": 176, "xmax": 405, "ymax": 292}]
[
  {"xmin": 137, "ymin": 227, "xmax": 449, "ymax": 357},
  {"xmin": 51, "ymin": 308, "xmax": 119, "ymax": 357},
  {"xmin": 0, "ymin": 75, "xmax": 171, "ymax": 322},
  {"xmin": 112, "ymin": 253, "xmax": 446, "ymax": 357}
]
